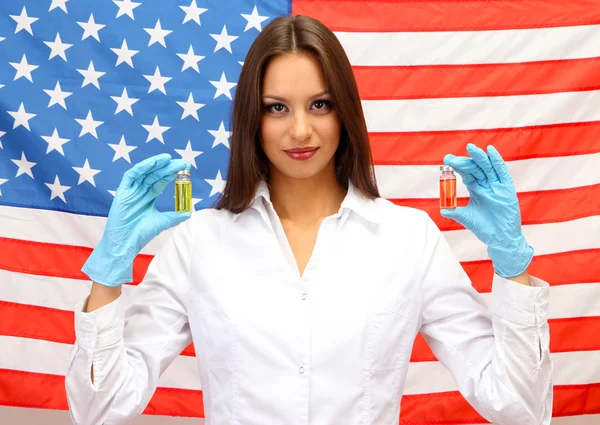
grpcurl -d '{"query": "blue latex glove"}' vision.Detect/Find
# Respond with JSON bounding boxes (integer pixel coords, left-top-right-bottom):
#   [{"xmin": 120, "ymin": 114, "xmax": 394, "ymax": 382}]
[
  {"xmin": 82, "ymin": 153, "xmax": 192, "ymax": 287},
  {"xmin": 441, "ymin": 144, "xmax": 534, "ymax": 278}
]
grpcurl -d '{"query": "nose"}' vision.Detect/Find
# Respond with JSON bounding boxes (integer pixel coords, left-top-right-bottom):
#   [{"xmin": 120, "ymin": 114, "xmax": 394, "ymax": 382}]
[{"xmin": 290, "ymin": 111, "xmax": 312, "ymax": 141}]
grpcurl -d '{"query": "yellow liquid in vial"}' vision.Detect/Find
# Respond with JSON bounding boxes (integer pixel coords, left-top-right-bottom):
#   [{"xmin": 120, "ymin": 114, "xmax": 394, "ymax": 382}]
[{"xmin": 175, "ymin": 181, "xmax": 192, "ymax": 212}]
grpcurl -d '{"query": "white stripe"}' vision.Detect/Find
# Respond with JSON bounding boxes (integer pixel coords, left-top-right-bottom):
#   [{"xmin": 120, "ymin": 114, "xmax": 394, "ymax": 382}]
[
  {"xmin": 376, "ymin": 152, "xmax": 600, "ymax": 199},
  {"xmin": 1, "ymin": 335, "xmax": 597, "ymax": 397},
  {"xmin": 444, "ymin": 215, "xmax": 600, "ymax": 262},
  {"xmin": 404, "ymin": 350, "xmax": 600, "ymax": 395},
  {"xmin": 0, "ymin": 406, "xmax": 205, "ymax": 425},
  {"xmin": 363, "ymin": 90, "xmax": 600, "ymax": 132},
  {"xmin": 3, "ymin": 270, "xmax": 600, "ymax": 319},
  {"xmin": 0, "ymin": 407, "xmax": 596, "ymax": 425},
  {"xmin": 336, "ymin": 24, "xmax": 600, "ymax": 66},
  {"xmin": 0, "ymin": 335, "xmax": 202, "ymax": 391},
  {"xmin": 0, "ymin": 204, "xmax": 174, "ymax": 253}
]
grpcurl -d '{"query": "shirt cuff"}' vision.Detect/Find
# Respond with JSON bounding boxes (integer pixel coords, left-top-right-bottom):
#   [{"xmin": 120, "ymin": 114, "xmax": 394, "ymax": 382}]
[
  {"xmin": 491, "ymin": 273, "xmax": 550, "ymax": 326},
  {"xmin": 74, "ymin": 294, "xmax": 125, "ymax": 351}
]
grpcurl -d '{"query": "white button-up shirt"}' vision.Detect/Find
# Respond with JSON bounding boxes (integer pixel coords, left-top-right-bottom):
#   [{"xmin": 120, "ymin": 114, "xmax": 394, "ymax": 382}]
[{"xmin": 66, "ymin": 181, "xmax": 553, "ymax": 425}]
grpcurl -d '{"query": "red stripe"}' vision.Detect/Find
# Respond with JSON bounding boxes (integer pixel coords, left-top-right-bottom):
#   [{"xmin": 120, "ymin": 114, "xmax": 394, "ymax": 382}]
[
  {"xmin": 293, "ymin": 0, "xmax": 600, "ymax": 32},
  {"xmin": 355, "ymin": 57, "xmax": 600, "ymax": 101},
  {"xmin": 2, "ymin": 239, "xmax": 597, "ymax": 292},
  {"xmin": 0, "ymin": 368, "xmax": 597, "ymax": 421},
  {"xmin": 0, "ymin": 237, "xmax": 152, "ymax": 285},
  {"xmin": 370, "ymin": 121, "xmax": 600, "ymax": 165},
  {"xmin": 394, "ymin": 184, "xmax": 600, "ymax": 231},
  {"xmin": 1, "ymin": 300, "xmax": 598, "ymax": 362},
  {"xmin": 0, "ymin": 368, "xmax": 204, "ymax": 417},
  {"xmin": 410, "ymin": 315, "xmax": 600, "ymax": 362},
  {"xmin": 464, "ymin": 249, "xmax": 600, "ymax": 292}
]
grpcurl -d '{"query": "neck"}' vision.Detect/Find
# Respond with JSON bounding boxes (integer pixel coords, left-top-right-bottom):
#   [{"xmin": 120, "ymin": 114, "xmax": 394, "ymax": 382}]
[{"xmin": 268, "ymin": 169, "xmax": 347, "ymax": 226}]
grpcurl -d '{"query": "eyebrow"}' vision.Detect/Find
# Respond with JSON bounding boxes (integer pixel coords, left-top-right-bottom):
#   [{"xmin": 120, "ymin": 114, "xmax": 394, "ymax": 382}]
[{"xmin": 262, "ymin": 90, "xmax": 330, "ymax": 102}]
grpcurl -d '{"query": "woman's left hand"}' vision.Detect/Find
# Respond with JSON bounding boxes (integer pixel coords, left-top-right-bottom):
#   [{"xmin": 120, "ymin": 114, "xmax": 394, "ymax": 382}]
[{"xmin": 441, "ymin": 143, "xmax": 534, "ymax": 278}]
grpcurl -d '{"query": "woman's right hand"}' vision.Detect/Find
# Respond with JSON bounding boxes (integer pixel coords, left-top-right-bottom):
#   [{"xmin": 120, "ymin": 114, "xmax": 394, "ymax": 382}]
[{"xmin": 81, "ymin": 153, "xmax": 192, "ymax": 287}]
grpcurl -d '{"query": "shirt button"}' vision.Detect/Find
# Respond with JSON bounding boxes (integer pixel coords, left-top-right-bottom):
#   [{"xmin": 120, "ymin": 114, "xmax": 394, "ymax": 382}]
[
  {"xmin": 83, "ymin": 320, "xmax": 93, "ymax": 328},
  {"xmin": 301, "ymin": 293, "xmax": 307, "ymax": 300},
  {"xmin": 299, "ymin": 367, "xmax": 304, "ymax": 374},
  {"xmin": 538, "ymin": 310, "xmax": 547, "ymax": 320},
  {"xmin": 83, "ymin": 334, "xmax": 92, "ymax": 341}
]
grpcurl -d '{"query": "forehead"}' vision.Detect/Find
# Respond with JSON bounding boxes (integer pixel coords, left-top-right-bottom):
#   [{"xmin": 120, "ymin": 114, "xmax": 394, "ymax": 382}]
[{"xmin": 262, "ymin": 52, "xmax": 328, "ymax": 97}]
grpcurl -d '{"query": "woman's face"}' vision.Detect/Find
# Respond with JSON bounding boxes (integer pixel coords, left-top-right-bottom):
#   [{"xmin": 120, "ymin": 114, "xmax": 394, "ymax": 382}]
[{"xmin": 259, "ymin": 52, "xmax": 342, "ymax": 182}]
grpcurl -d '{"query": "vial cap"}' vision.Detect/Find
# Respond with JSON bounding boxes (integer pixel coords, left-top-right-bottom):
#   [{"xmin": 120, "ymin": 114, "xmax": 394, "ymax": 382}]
[
  {"xmin": 177, "ymin": 169, "xmax": 191, "ymax": 176},
  {"xmin": 440, "ymin": 165, "xmax": 454, "ymax": 172}
]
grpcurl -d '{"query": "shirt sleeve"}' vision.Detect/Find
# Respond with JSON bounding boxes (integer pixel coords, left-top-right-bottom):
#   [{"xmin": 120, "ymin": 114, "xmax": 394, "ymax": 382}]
[
  {"xmin": 65, "ymin": 218, "xmax": 194, "ymax": 425},
  {"xmin": 418, "ymin": 216, "xmax": 553, "ymax": 425}
]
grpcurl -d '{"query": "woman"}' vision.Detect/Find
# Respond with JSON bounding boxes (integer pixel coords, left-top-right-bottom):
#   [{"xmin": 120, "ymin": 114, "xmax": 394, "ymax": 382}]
[{"xmin": 66, "ymin": 15, "xmax": 552, "ymax": 425}]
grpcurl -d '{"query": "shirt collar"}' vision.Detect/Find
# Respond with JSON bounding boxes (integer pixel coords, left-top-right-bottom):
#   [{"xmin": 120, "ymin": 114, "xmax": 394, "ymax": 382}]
[{"xmin": 232, "ymin": 180, "xmax": 381, "ymax": 224}]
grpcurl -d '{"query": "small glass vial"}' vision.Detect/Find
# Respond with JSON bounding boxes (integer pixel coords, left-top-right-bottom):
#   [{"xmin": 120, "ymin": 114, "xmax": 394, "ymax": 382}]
[
  {"xmin": 175, "ymin": 169, "xmax": 192, "ymax": 212},
  {"xmin": 439, "ymin": 165, "xmax": 457, "ymax": 209}
]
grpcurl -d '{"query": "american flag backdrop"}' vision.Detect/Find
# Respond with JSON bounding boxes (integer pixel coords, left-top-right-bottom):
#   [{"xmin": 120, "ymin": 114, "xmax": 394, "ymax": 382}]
[{"xmin": 0, "ymin": 0, "xmax": 599, "ymax": 423}]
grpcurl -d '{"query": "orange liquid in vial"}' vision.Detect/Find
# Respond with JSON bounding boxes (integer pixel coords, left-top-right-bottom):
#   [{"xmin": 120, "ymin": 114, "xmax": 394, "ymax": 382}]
[{"xmin": 440, "ymin": 178, "xmax": 457, "ymax": 209}]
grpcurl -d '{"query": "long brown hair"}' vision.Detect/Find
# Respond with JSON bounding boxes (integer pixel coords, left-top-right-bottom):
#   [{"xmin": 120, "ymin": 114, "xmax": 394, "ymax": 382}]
[{"xmin": 214, "ymin": 15, "xmax": 380, "ymax": 213}]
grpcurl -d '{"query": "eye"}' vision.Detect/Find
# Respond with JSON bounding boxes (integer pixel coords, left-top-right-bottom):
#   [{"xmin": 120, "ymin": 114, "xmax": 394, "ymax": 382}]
[
  {"xmin": 264, "ymin": 103, "xmax": 286, "ymax": 114},
  {"xmin": 313, "ymin": 99, "xmax": 332, "ymax": 110}
]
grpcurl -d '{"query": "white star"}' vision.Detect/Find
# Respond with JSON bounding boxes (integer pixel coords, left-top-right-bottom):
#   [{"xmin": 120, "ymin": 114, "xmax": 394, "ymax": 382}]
[
  {"xmin": 114, "ymin": 0, "xmax": 141, "ymax": 19},
  {"xmin": 0, "ymin": 130, "xmax": 5, "ymax": 149},
  {"xmin": 8, "ymin": 103, "xmax": 36, "ymax": 130},
  {"xmin": 73, "ymin": 159, "xmax": 101, "ymax": 186},
  {"xmin": 41, "ymin": 128, "xmax": 70, "ymax": 155},
  {"xmin": 9, "ymin": 54, "xmax": 39, "ymax": 83},
  {"xmin": 0, "ymin": 178, "xmax": 7, "ymax": 196},
  {"xmin": 174, "ymin": 140, "xmax": 203, "ymax": 168},
  {"xmin": 180, "ymin": 0, "xmax": 207, "ymax": 25},
  {"xmin": 210, "ymin": 26, "xmax": 238, "ymax": 53},
  {"xmin": 44, "ymin": 81, "xmax": 72, "ymax": 109},
  {"xmin": 10, "ymin": 7, "xmax": 38, "ymax": 36},
  {"xmin": 110, "ymin": 87, "xmax": 139, "ymax": 115},
  {"xmin": 208, "ymin": 121, "xmax": 232, "ymax": 149},
  {"xmin": 144, "ymin": 20, "xmax": 172, "ymax": 47},
  {"xmin": 77, "ymin": 14, "xmax": 105, "ymax": 42},
  {"xmin": 75, "ymin": 110, "xmax": 104, "ymax": 139},
  {"xmin": 44, "ymin": 33, "xmax": 73, "ymax": 61},
  {"xmin": 177, "ymin": 45, "xmax": 204, "ymax": 73},
  {"xmin": 108, "ymin": 135, "xmax": 137, "ymax": 163},
  {"xmin": 205, "ymin": 170, "xmax": 226, "ymax": 197},
  {"xmin": 143, "ymin": 66, "xmax": 172, "ymax": 94},
  {"xmin": 209, "ymin": 72, "xmax": 237, "ymax": 100},
  {"xmin": 108, "ymin": 189, "xmax": 117, "ymax": 197},
  {"xmin": 241, "ymin": 6, "xmax": 268, "ymax": 32},
  {"xmin": 77, "ymin": 61, "xmax": 106, "ymax": 89},
  {"xmin": 49, "ymin": 0, "xmax": 69, "ymax": 13},
  {"xmin": 45, "ymin": 175, "xmax": 71, "ymax": 203},
  {"xmin": 177, "ymin": 93, "xmax": 205, "ymax": 121},
  {"xmin": 110, "ymin": 39, "xmax": 138, "ymax": 67},
  {"xmin": 11, "ymin": 152, "xmax": 36, "ymax": 178},
  {"xmin": 142, "ymin": 116, "xmax": 170, "ymax": 143}
]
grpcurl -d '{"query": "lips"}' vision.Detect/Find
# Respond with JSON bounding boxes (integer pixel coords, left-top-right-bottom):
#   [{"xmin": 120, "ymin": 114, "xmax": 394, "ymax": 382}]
[
  {"xmin": 284, "ymin": 146, "xmax": 319, "ymax": 161},
  {"xmin": 285, "ymin": 147, "xmax": 319, "ymax": 153}
]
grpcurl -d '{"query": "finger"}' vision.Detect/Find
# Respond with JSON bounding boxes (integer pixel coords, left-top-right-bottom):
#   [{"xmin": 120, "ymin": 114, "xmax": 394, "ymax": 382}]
[
  {"xmin": 142, "ymin": 159, "xmax": 191, "ymax": 186},
  {"xmin": 487, "ymin": 145, "xmax": 513, "ymax": 184},
  {"xmin": 440, "ymin": 207, "xmax": 472, "ymax": 229},
  {"xmin": 466, "ymin": 143, "xmax": 499, "ymax": 184},
  {"xmin": 119, "ymin": 153, "xmax": 172, "ymax": 189},
  {"xmin": 443, "ymin": 154, "xmax": 483, "ymax": 185},
  {"xmin": 149, "ymin": 170, "xmax": 183, "ymax": 197}
]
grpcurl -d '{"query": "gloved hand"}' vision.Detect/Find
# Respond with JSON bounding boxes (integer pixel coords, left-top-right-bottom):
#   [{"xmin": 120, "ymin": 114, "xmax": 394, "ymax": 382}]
[
  {"xmin": 82, "ymin": 153, "xmax": 192, "ymax": 287},
  {"xmin": 441, "ymin": 144, "xmax": 534, "ymax": 278}
]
